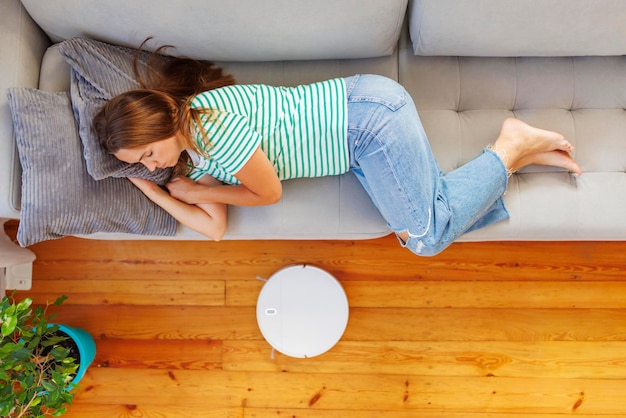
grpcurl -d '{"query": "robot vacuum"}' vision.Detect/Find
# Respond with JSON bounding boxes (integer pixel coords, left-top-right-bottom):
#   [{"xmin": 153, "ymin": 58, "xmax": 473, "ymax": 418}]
[{"xmin": 256, "ymin": 264, "xmax": 349, "ymax": 358}]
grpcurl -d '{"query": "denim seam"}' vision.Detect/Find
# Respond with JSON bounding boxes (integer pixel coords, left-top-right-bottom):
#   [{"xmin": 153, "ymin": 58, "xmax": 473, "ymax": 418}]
[
  {"xmin": 348, "ymin": 97, "xmax": 407, "ymax": 111},
  {"xmin": 350, "ymin": 124, "xmax": 432, "ymax": 239},
  {"xmin": 483, "ymin": 148, "xmax": 510, "ymax": 191},
  {"xmin": 345, "ymin": 74, "xmax": 360, "ymax": 97}
]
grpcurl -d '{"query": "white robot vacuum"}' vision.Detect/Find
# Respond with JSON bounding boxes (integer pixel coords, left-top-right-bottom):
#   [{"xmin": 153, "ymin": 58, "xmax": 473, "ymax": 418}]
[{"xmin": 256, "ymin": 264, "xmax": 349, "ymax": 358}]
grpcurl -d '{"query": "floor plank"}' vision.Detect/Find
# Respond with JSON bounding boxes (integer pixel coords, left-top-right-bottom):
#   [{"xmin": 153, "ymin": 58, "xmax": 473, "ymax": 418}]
[
  {"xmin": 94, "ymin": 339, "xmax": 223, "ymax": 370},
  {"xmin": 223, "ymin": 340, "xmax": 626, "ymax": 379},
  {"xmin": 71, "ymin": 368, "xmax": 626, "ymax": 414},
  {"xmin": 63, "ymin": 404, "xmax": 242, "ymax": 418},
  {"xmin": 244, "ymin": 410, "xmax": 623, "ymax": 418},
  {"xmin": 46, "ymin": 305, "xmax": 626, "ymax": 342},
  {"xmin": 227, "ymin": 279, "xmax": 626, "ymax": 308},
  {"xmin": 24, "ymin": 278, "xmax": 225, "ymax": 306}
]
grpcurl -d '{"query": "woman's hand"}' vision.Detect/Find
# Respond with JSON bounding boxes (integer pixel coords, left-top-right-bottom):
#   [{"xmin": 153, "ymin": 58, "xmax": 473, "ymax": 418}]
[
  {"xmin": 171, "ymin": 148, "xmax": 283, "ymax": 207},
  {"xmin": 128, "ymin": 177, "xmax": 168, "ymax": 198},
  {"xmin": 166, "ymin": 176, "xmax": 202, "ymax": 204},
  {"xmin": 127, "ymin": 176, "xmax": 227, "ymax": 241}
]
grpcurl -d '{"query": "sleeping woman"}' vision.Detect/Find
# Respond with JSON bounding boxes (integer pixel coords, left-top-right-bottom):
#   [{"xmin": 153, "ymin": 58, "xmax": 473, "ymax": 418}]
[{"xmin": 93, "ymin": 50, "xmax": 581, "ymax": 256}]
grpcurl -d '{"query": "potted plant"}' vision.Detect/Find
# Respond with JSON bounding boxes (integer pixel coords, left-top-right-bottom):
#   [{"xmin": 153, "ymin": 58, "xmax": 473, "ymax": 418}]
[{"xmin": 0, "ymin": 294, "xmax": 96, "ymax": 417}]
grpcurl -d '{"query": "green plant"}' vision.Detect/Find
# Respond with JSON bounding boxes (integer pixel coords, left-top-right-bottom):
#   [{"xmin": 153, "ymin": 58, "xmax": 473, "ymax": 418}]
[{"xmin": 0, "ymin": 294, "xmax": 78, "ymax": 418}]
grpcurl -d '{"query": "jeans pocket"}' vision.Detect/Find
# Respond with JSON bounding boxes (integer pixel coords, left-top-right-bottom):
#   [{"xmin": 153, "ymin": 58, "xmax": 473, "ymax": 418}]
[{"xmin": 347, "ymin": 75, "xmax": 408, "ymax": 111}]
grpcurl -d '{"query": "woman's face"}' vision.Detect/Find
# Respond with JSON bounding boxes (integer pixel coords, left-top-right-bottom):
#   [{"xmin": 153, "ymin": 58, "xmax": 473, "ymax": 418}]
[{"xmin": 114, "ymin": 134, "xmax": 184, "ymax": 172}]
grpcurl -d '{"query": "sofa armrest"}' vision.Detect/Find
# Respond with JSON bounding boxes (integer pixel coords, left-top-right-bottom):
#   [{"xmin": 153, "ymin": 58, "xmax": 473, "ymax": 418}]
[{"xmin": 0, "ymin": 0, "xmax": 50, "ymax": 218}]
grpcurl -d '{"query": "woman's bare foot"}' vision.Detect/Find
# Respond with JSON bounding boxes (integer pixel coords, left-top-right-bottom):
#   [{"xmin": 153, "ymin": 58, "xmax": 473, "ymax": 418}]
[
  {"xmin": 512, "ymin": 150, "xmax": 582, "ymax": 175},
  {"xmin": 491, "ymin": 118, "xmax": 575, "ymax": 171}
]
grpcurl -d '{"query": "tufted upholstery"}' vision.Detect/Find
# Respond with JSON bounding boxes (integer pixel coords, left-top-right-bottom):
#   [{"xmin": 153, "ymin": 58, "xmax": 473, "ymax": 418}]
[{"xmin": 400, "ymin": 52, "xmax": 626, "ymax": 240}]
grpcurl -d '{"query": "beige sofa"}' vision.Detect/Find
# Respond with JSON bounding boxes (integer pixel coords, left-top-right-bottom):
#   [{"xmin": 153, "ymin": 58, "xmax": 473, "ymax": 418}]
[{"xmin": 2, "ymin": 0, "xmax": 626, "ymax": 255}]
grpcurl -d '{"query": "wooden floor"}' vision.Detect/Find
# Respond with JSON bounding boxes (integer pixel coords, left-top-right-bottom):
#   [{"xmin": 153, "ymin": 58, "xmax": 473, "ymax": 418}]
[{"xmin": 6, "ymin": 220, "xmax": 626, "ymax": 417}]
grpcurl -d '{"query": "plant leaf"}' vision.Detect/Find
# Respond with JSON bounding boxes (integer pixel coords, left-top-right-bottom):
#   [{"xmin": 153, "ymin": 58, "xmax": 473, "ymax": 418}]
[
  {"xmin": 52, "ymin": 406, "xmax": 68, "ymax": 416},
  {"xmin": 11, "ymin": 347, "xmax": 31, "ymax": 361},
  {"xmin": 42, "ymin": 380, "xmax": 57, "ymax": 392},
  {"xmin": 53, "ymin": 295, "xmax": 68, "ymax": 306},
  {"xmin": 49, "ymin": 346, "xmax": 71, "ymax": 362},
  {"xmin": 0, "ymin": 315, "xmax": 17, "ymax": 337},
  {"xmin": 0, "ymin": 400, "xmax": 12, "ymax": 417},
  {"xmin": 41, "ymin": 334, "xmax": 67, "ymax": 348},
  {"xmin": 0, "ymin": 340, "xmax": 22, "ymax": 357},
  {"xmin": 31, "ymin": 395, "xmax": 42, "ymax": 407},
  {"xmin": 16, "ymin": 298, "xmax": 33, "ymax": 312}
]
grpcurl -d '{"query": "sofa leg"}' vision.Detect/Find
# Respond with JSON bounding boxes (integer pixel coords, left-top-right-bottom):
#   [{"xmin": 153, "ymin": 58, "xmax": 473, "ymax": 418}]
[{"xmin": 0, "ymin": 219, "xmax": 36, "ymax": 296}]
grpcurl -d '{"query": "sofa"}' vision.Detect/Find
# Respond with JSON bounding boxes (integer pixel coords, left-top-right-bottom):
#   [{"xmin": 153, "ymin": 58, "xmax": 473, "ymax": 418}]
[{"xmin": 2, "ymin": 0, "xmax": 626, "ymax": 253}]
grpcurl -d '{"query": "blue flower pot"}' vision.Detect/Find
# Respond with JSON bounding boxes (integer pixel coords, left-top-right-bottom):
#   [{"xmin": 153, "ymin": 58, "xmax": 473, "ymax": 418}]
[{"xmin": 55, "ymin": 324, "xmax": 96, "ymax": 386}]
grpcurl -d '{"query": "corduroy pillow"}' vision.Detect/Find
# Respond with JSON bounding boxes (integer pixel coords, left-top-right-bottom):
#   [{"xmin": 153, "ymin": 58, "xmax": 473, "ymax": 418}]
[
  {"xmin": 59, "ymin": 37, "xmax": 172, "ymax": 183},
  {"xmin": 6, "ymin": 88, "xmax": 176, "ymax": 246}
]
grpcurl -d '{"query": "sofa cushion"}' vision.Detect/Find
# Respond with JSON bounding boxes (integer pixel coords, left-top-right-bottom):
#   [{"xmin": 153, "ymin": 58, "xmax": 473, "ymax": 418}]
[
  {"xmin": 409, "ymin": 0, "xmax": 626, "ymax": 57},
  {"xmin": 21, "ymin": 0, "xmax": 407, "ymax": 62},
  {"xmin": 59, "ymin": 37, "xmax": 172, "ymax": 183},
  {"xmin": 399, "ymin": 51, "xmax": 626, "ymax": 240},
  {"xmin": 6, "ymin": 88, "xmax": 176, "ymax": 246}
]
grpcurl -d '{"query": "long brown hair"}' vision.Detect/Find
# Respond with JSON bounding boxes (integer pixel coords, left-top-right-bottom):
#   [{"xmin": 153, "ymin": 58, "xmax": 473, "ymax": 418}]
[{"xmin": 93, "ymin": 41, "xmax": 235, "ymax": 176}]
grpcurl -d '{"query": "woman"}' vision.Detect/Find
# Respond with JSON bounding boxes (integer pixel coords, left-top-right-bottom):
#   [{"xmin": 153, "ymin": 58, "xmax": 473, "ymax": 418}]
[{"xmin": 94, "ymin": 55, "xmax": 581, "ymax": 256}]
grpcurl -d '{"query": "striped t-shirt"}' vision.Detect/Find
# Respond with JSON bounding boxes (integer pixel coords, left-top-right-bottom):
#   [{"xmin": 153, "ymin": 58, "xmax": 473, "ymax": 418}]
[{"xmin": 186, "ymin": 78, "xmax": 348, "ymax": 185}]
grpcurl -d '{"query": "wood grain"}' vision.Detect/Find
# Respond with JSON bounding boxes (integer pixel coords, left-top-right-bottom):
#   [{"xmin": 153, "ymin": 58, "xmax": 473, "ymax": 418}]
[{"xmin": 4, "ymin": 220, "xmax": 626, "ymax": 417}]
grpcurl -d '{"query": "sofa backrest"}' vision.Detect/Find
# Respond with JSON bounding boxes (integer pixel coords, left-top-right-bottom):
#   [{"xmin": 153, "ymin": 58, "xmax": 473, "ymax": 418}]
[
  {"xmin": 409, "ymin": 0, "xmax": 626, "ymax": 57},
  {"xmin": 21, "ymin": 0, "xmax": 408, "ymax": 61}
]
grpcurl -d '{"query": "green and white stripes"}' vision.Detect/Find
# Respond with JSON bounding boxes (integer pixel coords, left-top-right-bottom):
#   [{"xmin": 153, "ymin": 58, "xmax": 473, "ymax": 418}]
[{"xmin": 187, "ymin": 78, "xmax": 348, "ymax": 184}]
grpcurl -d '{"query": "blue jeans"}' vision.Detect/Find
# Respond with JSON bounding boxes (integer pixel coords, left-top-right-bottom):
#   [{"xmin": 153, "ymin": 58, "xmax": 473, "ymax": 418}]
[{"xmin": 345, "ymin": 74, "xmax": 509, "ymax": 256}]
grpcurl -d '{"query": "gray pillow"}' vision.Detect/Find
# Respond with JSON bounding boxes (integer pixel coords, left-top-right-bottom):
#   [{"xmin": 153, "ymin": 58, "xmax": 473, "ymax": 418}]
[
  {"xmin": 58, "ymin": 37, "xmax": 172, "ymax": 183},
  {"xmin": 6, "ymin": 88, "xmax": 176, "ymax": 246}
]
